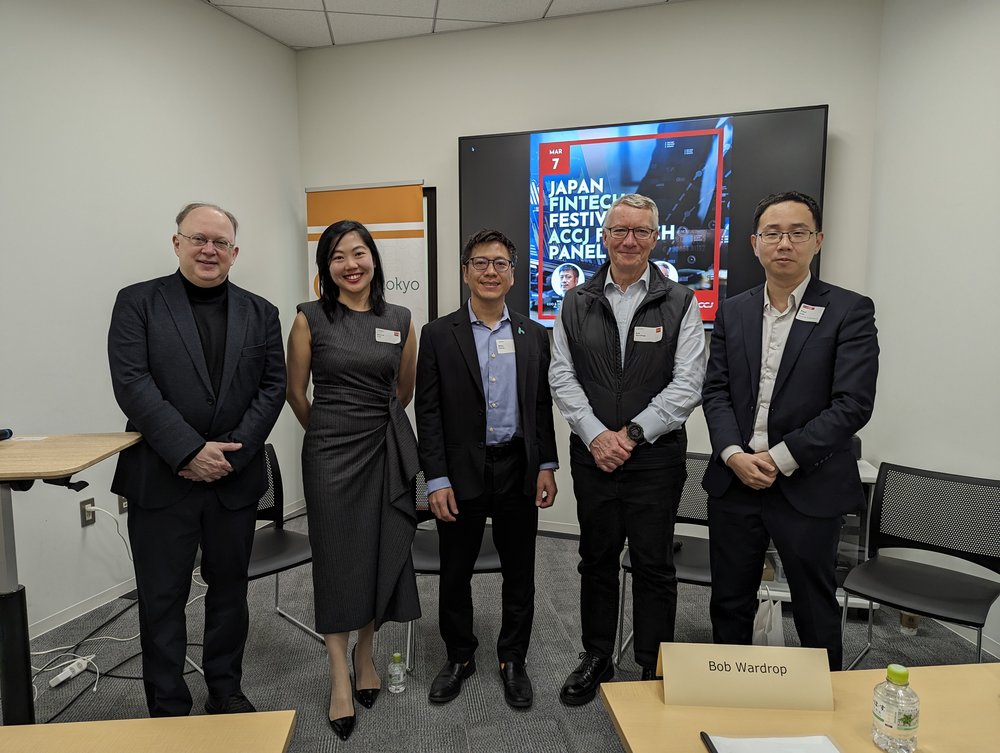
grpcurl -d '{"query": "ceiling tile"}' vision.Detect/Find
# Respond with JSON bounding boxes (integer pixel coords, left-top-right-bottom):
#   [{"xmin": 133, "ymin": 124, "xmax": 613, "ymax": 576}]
[
  {"xmin": 323, "ymin": 0, "xmax": 437, "ymax": 17},
  {"xmin": 547, "ymin": 0, "xmax": 666, "ymax": 18},
  {"xmin": 327, "ymin": 12, "xmax": 434, "ymax": 46},
  {"xmin": 212, "ymin": 0, "xmax": 324, "ymax": 10},
  {"xmin": 216, "ymin": 6, "xmax": 332, "ymax": 47},
  {"xmin": 434, "ymin": 18, "xmax": 499, "ymax": 33},
  {"xmin": 436, "ymin": 0, "xmax": 551, "ymax": 24}
]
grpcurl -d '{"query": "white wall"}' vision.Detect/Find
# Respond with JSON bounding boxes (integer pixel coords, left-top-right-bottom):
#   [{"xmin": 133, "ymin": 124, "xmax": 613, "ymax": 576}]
[
  {"xmin": 865, "ymin": 0, "xmax": 1000, "ymax": 653},
  {"xmin": 296, "ymin": 0, "xmax": 885, "ymax": 534},
  {"xmin": 0, "ymin": 0, "xmax": 305, "ymax": 634}
]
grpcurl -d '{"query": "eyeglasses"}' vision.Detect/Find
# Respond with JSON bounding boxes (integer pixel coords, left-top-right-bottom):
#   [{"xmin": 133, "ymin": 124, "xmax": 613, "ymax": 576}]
[
  {"xmin": 465, "ymin": 257, "xmax": 513, "ymax": 273},
  {"xmin": 755, "ymin": 230, "xmax": 818, "ymax": 245},
  {"xmin": 606, "ymin": 226, "xmax": 656, "ymax": 241},
  {"xmin": 178, "ymin": 232, "xmax": 235, "ymax": 252}
]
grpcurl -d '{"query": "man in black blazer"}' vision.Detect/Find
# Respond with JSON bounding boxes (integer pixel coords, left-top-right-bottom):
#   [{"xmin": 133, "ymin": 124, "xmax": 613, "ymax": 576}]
[
  {"xmin": 416, "ymin": 229, "xmax": 558, "ymax": 710},
  {"xmin": 108, "ymin": 203, "xmax": 285, "ymax": 716},
  {"xmin": 702, "ymin": 191, "xmax": 879, "ymax": 670}
]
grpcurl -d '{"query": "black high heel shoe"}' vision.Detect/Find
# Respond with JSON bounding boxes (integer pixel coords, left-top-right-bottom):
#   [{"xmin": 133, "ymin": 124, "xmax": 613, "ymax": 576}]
[
  {"xmin": 351, "ymin": 645, "xmax": 381, "ymax": 709},
  {"xmin": 328, "ymin": 706, "xmax": 356, "ymax": 741}
]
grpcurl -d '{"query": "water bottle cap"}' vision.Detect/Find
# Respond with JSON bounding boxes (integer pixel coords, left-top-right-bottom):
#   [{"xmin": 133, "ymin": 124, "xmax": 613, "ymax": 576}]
[
  {"xmin": 392, "ymin": 652, "xmax": 403, "ymax": 662},
  {"xmin": 886, "ymin": 663, "xmax": 909, "ymax": 685}
]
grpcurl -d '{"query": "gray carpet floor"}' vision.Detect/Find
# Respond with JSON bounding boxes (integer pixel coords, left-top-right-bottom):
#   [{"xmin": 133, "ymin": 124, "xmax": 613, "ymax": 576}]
[{"xmin": 17, "ymin": 518, "xmax": 996, "ymax": 751}]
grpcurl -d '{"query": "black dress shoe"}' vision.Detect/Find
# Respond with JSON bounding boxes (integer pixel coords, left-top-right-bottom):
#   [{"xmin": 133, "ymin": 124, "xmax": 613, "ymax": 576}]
[
  {"xmin": 640, "ymin": 666, "xmax": 662, "ymax": 681},
  {"xmin": 205, "ymin": 692, "xmax": 257, "ymax": 714},
  {"xmin": 428, "ymin": 658, "xmax": 476, "ymax": 704},
  {"xmin": 499, "ymin": 661, "xmax": 533, "ymax": 709},
  {"xmin": 329, "ymin": 712, "xmax": 356, "ymax": 741},
  {"xmin": 559, "ymin": 652, "xmax": 613, "ymax": 706},
  {"xmin": 351, "ymin": 645, "xmax": 381, "ymax": 709}
]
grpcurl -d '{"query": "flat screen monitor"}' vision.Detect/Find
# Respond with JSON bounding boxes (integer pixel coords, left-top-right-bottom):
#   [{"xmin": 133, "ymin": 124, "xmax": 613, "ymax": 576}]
[{"xmin": 458, "ymin": 104, "xmax": 828, "ymax": 328}]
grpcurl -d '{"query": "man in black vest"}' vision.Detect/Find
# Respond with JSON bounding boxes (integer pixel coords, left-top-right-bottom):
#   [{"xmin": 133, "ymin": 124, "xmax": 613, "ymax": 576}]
[
  {"xmin": 108, "ymin": 203, "xmax": 285, "ymax": 716},
  {"xmin": 550, "ymin": 194, "xmax": 705, "ymax": 704}
]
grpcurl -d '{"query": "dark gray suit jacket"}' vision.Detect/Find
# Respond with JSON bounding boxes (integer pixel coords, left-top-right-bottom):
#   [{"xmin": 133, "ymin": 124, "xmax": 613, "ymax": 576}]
[
  {"xmin": 415, "ymin": 304, "xmax": 558, "ymax": 501},
  {"xmin": 108, "ymin": 271, "xmax": 286, "ymax": 510}
]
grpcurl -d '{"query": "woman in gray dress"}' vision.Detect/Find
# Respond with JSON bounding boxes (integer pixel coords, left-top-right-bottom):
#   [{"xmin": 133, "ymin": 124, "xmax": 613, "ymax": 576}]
[{"xmin": 286, "ymin": 220, "xmax": 420, "ymax": 740}]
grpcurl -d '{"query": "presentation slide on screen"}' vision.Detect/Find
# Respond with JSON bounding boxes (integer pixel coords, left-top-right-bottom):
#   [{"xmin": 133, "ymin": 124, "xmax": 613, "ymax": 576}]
[{"xmin": 528, "ymin": 117, "xmax": 733, "ymax": 325}]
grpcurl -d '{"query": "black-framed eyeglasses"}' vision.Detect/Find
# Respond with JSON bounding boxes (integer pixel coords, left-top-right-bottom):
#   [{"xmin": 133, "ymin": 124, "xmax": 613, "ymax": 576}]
[
  {"xmin": 606, "ymin": 226, "xmax": 656, "ymax": 241},
  {"xmin": 465, "ymin": 257, "xmax": 513, "ymax": 273},
  {"xmin": 755, "ymin": 230, "xmax": 818, "ymax": 245},
  {"xmin": 178, "ymin": 232, "xmax": 235, "ymax": 252}
]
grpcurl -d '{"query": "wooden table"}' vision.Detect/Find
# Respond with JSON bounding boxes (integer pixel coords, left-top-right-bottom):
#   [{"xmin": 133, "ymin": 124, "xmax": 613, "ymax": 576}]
[
  {"xmin": 0, "ymin": 709, "xmax": 296, "ymax": 753},
  {"xmin": 602, "ymin": 663, "xmax": 1000, "ymax": 752},
  {"xmin": 0, "ymin": 433, "xmax": 141, "ymax": 725}
]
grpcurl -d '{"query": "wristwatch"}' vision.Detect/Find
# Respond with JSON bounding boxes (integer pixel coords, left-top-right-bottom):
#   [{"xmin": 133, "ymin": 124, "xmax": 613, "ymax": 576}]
[{"xmin": 626, "ymin": 422, "xmax": 645, "ymax": 445}]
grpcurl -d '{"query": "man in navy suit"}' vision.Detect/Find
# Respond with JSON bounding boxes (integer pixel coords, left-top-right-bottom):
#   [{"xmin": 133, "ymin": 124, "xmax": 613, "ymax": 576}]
[
  {"xmin": 416, "ymin": 229, "xmax": 558, "ymax": 710},
  {"xmin": 702, "ymin": 191, "xmax": 879, "ymax": 670},
  {"xmin": 108, "ymin": 203, "xmax": 285, "ymax": 716}
]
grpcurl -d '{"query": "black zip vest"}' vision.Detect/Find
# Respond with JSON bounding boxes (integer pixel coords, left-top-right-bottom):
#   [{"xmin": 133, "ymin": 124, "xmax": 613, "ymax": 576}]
[{"xmin": 561, "ymin": 262, "xmax": 693, "ymax": 469}]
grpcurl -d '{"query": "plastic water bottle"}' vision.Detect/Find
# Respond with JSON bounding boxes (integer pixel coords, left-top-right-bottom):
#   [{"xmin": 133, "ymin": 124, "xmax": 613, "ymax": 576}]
[
  {"xmin": 872, "ymin": 663, "xmax": 919, "ymax": 752},
  {"xmin": 388, "ymin": 652, "xmax": 406, "ymax": 693}
]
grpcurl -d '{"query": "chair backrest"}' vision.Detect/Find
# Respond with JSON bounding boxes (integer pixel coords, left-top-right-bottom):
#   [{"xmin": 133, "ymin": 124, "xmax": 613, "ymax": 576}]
[
  {"xmin": 869, "ymin": 462, "xmax": 1000, "ymax": 575},
  {"xmin": 256, "ymin": 443, "xmax": 285, "ymax": 528},
  {"xmin": 677, "ymin": 452, "xmax": 711, "ymax": 526}
]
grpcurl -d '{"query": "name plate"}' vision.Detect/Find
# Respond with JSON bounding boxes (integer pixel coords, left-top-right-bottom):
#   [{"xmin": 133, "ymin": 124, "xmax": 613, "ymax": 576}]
[{"xmin": 658, "ymin": 642, "xmax": 833, "ymax": 711}]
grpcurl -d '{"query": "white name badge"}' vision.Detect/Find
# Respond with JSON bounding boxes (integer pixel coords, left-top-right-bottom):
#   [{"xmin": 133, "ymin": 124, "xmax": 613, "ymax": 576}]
[
  {"xmin": 796, "ymin": 303, "xmax": 825, "ymax": 323},
  {"xmin": 634, "ymin": 325, "xmax": 663, "ymax": 343},
  {"xmin": 496, "ymin": 338, "xmax": 516, "ymax": 354},
  {"xmin": 375, "ymin": 328, "xmax": 401, "ymax": 344},
  {"xmin": 658, "ymin": 642, "xmax": 833, "ymax": 711}
]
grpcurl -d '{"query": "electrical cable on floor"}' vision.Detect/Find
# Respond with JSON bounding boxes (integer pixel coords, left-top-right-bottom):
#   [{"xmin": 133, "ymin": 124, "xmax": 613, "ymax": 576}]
[
  {"xmin": 44, "ymin": 650, "xmax": 141, "ymax": 724},
  {"xmin": 31, "ymin": 601, "xmax": 136, "ymax": 683},
  {"xmin": 30, "ymin": 600, "xmax": 137, "ymax": 703}
]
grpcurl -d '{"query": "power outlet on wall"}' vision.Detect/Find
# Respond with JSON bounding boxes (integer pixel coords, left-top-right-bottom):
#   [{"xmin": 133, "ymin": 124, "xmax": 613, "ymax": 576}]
[
  {"xmin": 80, "ymin": 499, "xmax": 96, "ymax": 528},
  {"xmin": 118, "ymin": 496, "xmax": 128, "ymax": 515}
]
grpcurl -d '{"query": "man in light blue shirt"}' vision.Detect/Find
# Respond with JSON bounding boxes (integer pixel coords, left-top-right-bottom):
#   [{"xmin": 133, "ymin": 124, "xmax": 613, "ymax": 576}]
[{"xmin": 416, "ymin": 229, "xmax": 559, "ymax": 709}]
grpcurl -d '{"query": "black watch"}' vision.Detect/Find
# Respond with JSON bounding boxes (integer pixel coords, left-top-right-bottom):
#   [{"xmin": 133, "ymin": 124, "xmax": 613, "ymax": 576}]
[{"xmin": 626, "ymin": 422, "xmax": 645, "ymax": 445}]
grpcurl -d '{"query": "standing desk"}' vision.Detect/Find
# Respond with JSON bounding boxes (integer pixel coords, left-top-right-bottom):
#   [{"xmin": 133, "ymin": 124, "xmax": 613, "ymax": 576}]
[
  {"xmin": 601, "ymin": 662, "xmax": 1000, "ymax": 753},
  {"xmin": 0, "ymin": 433, "xmax": 140, "ymax": 725},
  {"xmin": 0, "ymin": 709, "xmax": 296, "ymax": 752}
]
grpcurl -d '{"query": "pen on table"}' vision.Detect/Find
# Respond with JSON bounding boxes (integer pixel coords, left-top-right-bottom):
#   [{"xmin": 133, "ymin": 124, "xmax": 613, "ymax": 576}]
[{"xmin": 699, "ymin": 731, "xmax": 721, "ymax": 753}]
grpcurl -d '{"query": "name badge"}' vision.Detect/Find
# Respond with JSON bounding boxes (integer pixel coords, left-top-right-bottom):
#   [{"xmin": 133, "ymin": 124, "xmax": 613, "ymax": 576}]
[
  {"xmin": 375, "ymin": 328, "xmax": 401, "ymax": 344},
  {"xmin": 496, "ymin": 338, "xmax": 516, "ymax": 354},
  {"xmin": 658, "ymin": 642, "xmax": 833, "ymax": 711},
  {"xmin": 795, "ymin": 304, "xmax": 825, "ymax": 323},
  {"xmin": 634, "ymin": 326, "xmax": 663, "ymax": 343}
]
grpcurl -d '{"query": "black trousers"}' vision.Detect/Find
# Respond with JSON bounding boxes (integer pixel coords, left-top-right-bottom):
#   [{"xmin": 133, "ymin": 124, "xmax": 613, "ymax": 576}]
[
  {"xmin": 436, "ymin": 444, "xmax": 538, "ymax": 664},
  {"xmin": 572, "ymin": 461, "xmax": 685, "ymax": 669},
  {"xmin": 127, "ymin": 486, "xmax": 257, "ymax": 716},
  {"xmin": 708, "ymin": 482, "xmax": 843, "ymax": 670}
]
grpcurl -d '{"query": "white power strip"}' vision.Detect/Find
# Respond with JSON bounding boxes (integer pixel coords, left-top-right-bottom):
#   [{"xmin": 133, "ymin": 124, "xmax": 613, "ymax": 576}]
[{"xmin": 49, "ymin": 658, "xmax": 89, "ymax": 688}]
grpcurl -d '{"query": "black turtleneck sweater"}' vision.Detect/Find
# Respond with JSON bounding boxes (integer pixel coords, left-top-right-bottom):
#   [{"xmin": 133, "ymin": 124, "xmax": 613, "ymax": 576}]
[{"xmin": 180, "ymin": 272, "xmax": 228, "ymax": 398}]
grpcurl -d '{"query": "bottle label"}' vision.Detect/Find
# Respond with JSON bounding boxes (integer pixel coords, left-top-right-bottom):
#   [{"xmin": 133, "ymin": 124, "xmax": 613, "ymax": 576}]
[{"xmin": 873, "ymin": 697, "xmax": 919, "ymax": 731}]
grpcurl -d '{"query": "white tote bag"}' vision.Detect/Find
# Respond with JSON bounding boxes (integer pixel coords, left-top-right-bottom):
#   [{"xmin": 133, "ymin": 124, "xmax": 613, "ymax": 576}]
[{"xmin": 751, "ymin": 585, "xmax": 785, "ymax": 646}]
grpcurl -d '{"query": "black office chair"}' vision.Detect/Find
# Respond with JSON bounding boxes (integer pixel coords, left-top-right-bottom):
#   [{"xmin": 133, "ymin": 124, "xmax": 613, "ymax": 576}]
[
  {"xmin": 614, "ymin": 452, "xmax": 712, "ymax": 665},
  {"xmin": 841, "ymin": 462, "xmax": 1000, "ymax": 669},
  {"xmin": 247, "ymin": 443, "xmax": 319, "ymax": 643},
  {"xmin": 404, "ymin": 472, "xmax": 502, "ymax": 672}
]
